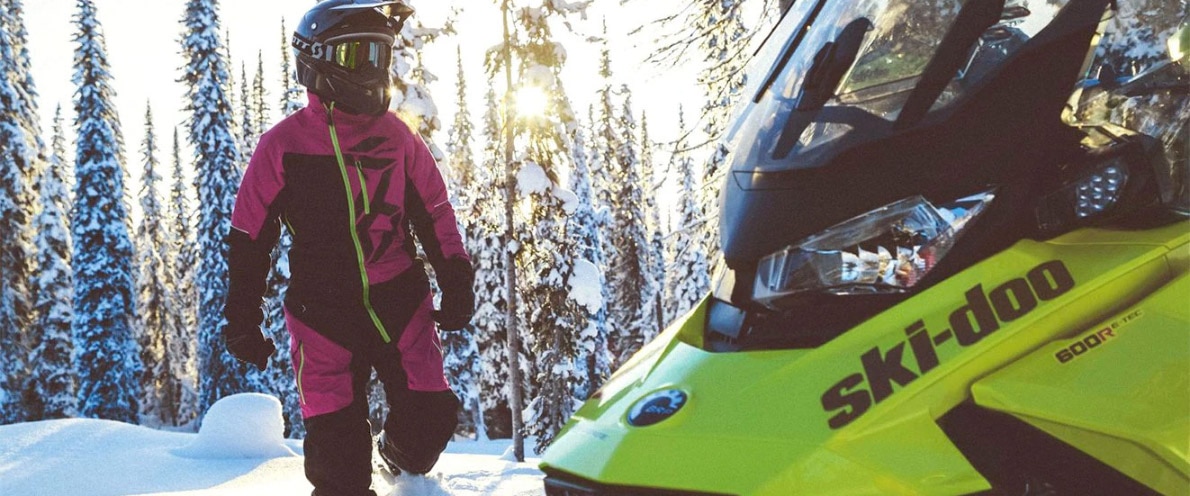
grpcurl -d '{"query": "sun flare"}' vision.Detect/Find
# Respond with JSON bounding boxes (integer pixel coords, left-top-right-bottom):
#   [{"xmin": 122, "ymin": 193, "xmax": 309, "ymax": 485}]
[{"xmin": 515, "ymin": 85, "xmax": 549, "ymax": 118}]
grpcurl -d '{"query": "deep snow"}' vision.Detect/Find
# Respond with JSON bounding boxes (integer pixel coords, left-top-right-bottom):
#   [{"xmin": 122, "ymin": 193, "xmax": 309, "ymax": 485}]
[{"xmin": 0, "ymin": 394, "xmax": 546, "ymax": 496}]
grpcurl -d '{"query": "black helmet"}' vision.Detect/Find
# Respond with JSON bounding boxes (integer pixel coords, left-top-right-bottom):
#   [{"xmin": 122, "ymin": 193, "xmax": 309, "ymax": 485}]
[{"xmin": 292, "ymin": 0, "xmax": 414, "ymax": 115}]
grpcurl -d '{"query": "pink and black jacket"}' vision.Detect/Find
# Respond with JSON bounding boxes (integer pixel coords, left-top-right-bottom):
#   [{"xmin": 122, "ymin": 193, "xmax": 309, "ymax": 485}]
[{"xmin": 225, "ymin": 93, "xmax": 468, "ymax": 391}]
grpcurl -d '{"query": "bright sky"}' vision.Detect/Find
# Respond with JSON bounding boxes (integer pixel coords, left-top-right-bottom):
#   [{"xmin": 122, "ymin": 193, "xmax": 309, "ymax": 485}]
[{"xmin": 23, "ymin": 0, "xmax": 707, "ymax": 216}]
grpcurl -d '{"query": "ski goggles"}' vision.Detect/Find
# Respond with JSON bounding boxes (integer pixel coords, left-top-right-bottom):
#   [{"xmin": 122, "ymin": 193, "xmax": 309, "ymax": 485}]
[{"xmin": 293, "ymin": 33, "xmax": 394, "ymax": 73}]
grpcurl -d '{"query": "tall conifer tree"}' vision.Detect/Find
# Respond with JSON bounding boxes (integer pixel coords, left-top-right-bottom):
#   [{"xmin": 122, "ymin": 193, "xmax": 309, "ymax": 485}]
[
  {"xmin": 487, "ymin": 0, "xmax": 528, "ymax": 459},
  {"xmin": 135, "ymin": 104, "xmax": 172, "ymax": 425},
  {"xmin": 181, "ymin": 0, "xmax": 252, "ymax": 414},
  {"xmin": 3, "ymin": 0, "xmax": 47, "ymax": 184},
  {"xmin": 606, "ymin": 89, "xmax": 654, "ymax": 366},
  {"xmin": 591, "ymin": 31, "xmax": 618, "ymax": 246},
  {"xmin": 508, "ymin": 1, "xmax": 589, "ymax": 455},
  {"xmin": 279, "ymin": 19, "xmax": 304, "ymax": 116},
  {"xmin": 28, "ymin": 105, "xmax": 75, "ymax": 420},
  {"xmin": 652, "ymin": 0, "xmax": 758, "ymax": 263},
  {"xmin": 639, "ymin": 112, "xmax": 666, "ymax": 333},
  {"xmin": 167, "ymin": 128, "xmax": 201, "ymax": 427},
  {"xmin": 252, "ymin": 51, "xmax": 270, "ymax": 137},
  {"xmin": 0, "ymin": 0, "xmax": 40, "ymax": 424},
  {"xmin": 392, "ymin": 11, "xmax": 450, "ymax": 159},
  {"xmin": 666, "ymin": 107, "xmax": 710, "ymax": 320},
  {"xmin": 486, "ymin": 0, "xmax": 591, "ymax": 459},
  {"xmin": 567, "ymin": 117, "xmax": 611, "ymax": 401},
  {"xmin": 474, "ymin": 82, "xmax": 511, "ymax": 440},
  {"xmin": 239, "ymin": 62, "xmax": 257, "ymax": 164},
  {"xmin": 443, "ymin": 46, "xmax": 484, "ymax": 439},
  {"xmin": 693, "ymin": 0, "xmax": 749, "ymax": 262},
  {"xmin": 71, "ymin": 0, "xmax": 143, "ymax": 422}
]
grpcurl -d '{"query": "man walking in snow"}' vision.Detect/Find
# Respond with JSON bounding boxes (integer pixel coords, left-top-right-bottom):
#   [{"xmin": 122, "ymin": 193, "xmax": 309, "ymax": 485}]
[{"xmin": 221, "ymin": 1, "xmax": 474, "ymax": 495}]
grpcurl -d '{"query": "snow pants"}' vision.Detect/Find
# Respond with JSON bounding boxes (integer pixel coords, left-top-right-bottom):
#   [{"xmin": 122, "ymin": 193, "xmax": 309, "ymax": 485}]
[{"xmin": 285, "ymin": 266, "xmax": 460, "ymax": 496}]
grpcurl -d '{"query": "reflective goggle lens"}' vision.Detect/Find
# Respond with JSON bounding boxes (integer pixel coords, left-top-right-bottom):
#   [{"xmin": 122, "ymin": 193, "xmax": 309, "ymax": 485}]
[{"xmin": 332, "ymin": 41, "xmax": 387, "ymax": 71}]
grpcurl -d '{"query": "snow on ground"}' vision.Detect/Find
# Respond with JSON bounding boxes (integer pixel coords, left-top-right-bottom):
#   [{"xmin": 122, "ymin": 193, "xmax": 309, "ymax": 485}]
[{"xmin": 0, "ymin": 394, "xmax": 546, "ymax": 496}]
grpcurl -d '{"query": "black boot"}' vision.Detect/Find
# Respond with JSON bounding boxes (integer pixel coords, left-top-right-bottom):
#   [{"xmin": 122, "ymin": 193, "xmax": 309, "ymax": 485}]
[
  {"xmin": 380, "ymin": 389, "xmax": 460, "ymax": 475},
  {"xmin": 376, "ymin": 431, "xmax": 407, "ymax": 476}
]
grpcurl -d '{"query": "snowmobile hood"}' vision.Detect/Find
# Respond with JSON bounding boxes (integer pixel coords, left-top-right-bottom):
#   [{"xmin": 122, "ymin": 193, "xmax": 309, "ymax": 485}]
[
  {"xmin": 719, "ymin": 0, "xmax": 1112, "ymax": 268},
  {"xmin": 541, "ymin": 223, "xmax": 1190, "ymax": 495}
]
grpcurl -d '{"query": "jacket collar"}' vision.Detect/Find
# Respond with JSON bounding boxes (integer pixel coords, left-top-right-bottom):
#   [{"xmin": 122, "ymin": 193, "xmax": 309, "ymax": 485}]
[{"xmin": 306, "ymin": 93, "xmax": 385, "ymax": 126}]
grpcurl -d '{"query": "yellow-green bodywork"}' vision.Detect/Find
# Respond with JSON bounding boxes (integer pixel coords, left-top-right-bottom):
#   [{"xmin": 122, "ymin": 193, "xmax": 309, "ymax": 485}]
[{"xmin": 540, "ymin": 223, "xmax": 1190, "ymax": 495}]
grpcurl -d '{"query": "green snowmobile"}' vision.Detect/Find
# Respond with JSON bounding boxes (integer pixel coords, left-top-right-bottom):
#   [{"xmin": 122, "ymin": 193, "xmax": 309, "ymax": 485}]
[{"xmin": 541, "ymin": 0, "xmax": 1189, "ymax": 494}]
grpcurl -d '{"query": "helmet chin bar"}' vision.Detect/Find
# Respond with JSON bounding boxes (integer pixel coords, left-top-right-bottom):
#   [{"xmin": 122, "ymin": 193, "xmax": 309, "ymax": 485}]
[
  {"xmin": 325, "ymin": 75, "xmax": 391, "ymax": 115},
  {"xmin": 299, "ymin": 59, "xmax": 392, "ymax": 116}
]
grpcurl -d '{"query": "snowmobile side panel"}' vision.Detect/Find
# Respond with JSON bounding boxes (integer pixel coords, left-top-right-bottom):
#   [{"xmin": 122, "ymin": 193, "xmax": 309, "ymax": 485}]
[
  {"xmin": 971, "ymin": 269, "xmax": 1190, "ymax": 496},
  {"xmin": 542, "ymin": 224, "xmax": 1190, "ymax": 495}
]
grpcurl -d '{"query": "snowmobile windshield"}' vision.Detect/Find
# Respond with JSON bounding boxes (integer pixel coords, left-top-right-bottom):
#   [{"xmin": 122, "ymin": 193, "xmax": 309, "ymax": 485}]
[{"xmin": 730, "ymin": 0, "xmax": 1072, "ymax": 175}]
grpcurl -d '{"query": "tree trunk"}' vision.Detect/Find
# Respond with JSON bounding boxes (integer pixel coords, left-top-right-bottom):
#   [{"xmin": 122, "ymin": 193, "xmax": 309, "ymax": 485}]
[{"xmin": 500, "ymin": 0, "xmax": 526, "ymax": 463}]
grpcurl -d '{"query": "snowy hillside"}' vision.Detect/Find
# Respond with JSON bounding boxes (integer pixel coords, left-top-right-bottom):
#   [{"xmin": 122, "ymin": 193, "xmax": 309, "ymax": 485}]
[{"xmin": 0, "ymin": 394, "xmax": 546, "ymax": 496}]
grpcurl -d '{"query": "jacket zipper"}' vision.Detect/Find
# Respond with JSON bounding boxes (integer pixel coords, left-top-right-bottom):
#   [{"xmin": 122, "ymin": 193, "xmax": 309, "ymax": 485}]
[{"xmin": 326, "ymin": 104, "xmax": 392, "ymax": 343}]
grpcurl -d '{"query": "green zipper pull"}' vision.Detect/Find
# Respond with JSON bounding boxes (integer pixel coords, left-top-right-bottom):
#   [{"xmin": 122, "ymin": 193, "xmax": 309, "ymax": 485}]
[{"xmin": 355, "ymin": 160, "xmax": 371, "ymax": 215}]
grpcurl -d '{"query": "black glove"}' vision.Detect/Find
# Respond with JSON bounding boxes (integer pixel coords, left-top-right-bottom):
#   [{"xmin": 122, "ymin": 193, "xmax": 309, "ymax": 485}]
[
  {"xmin": 224, "ymin": 323, "xmax": 275, "ymax": 371},
  {"xmin": 433, "ymin": 257, "xmax": 475, "ymax": 332}
]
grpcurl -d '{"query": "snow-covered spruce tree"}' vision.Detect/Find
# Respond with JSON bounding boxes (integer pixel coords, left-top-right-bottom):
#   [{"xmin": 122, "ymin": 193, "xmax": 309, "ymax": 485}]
[
  {"xmin": 509, "ymin": 1, "xmax": 590, "ymax": 455},
  {"xmin": 567, "ymin": 117, "xmax": 611, "ymax": 401},
  {"xmin": 71, "ymin": 0, "xmax": 143, "ymax": 422},
  {"xmin": 442, "ymin": 45, "xmax": 484, "ymax": 439},
  {"xmin": 0, "ymin": 0, "xmax": 38, "ymax": 425},
  {"xmin": 167, "ymin": 128, "xmax": 201, "ymax": 428},
  {"xmin": 2, "ymin": 0, "xmax": 47, "ymax": 186},
  {"xmin": 238, "ymin": 62, "xmax": 257, "ymax": 165},
  {"xmin": 236, "ymin": 51, "xmax": 270, "ymax": 165},
  {"xmin": 252, "ymin": 52, "xmax": 270, "ymax": 139},
  {"xmin": 278, "ymin": 19, "xmax": 304, "ymax": 117},
  {"xmin": 519, "ymin": 160, "xmax": 585, "ymax": 455},
  {"xmin": 652, "ymin": 0, "xmax": 760, "ymax": 264},
  {"xmin": 391, "ymin": 10, "xmax": 451, "ymax": 160},
  {"xmin": 181, "ymin": 0, "xmax": 254, "ymax": 414},
  {"xmin": 483, "ymin": 0, "xmax": 592, "ymax": 460},
  {"xmin": 135, "ymin": 104, "xmax": 173, "ymax": 426},
  {"xmin": 666, "ymin": 106, "xmax": 710, "ymax": 321},
  {"xmin": 590, "ymin": 29, "xmax": 619, "ymax": 266},
  {"xmin": 487, "ymin": 0, "xmax": 527, "ymax": 452},
  {"xmin": 639, "ymin": 111, "xmax": 666, "ymax": 333},
  {"xmin": 474, "ymin": 82, "xmax": 512, "ymax": 440},
  {"xmin": 693, "ymin": 0, "xmax": 751, "ymax": 264},
  {"xmin": 606, "ymin": 89, "xmax": 655, "ymax": 367},
  {"xmin": 27, "ymin": 105, "xmax": 75, "ymax": 421},
  {"xmin": 446, "ymin": 46, "xmax": 477, "ymax": 205}
]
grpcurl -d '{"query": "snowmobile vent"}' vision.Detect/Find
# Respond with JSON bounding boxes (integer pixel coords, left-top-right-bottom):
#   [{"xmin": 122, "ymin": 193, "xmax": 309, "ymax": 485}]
[{"xmin": 543, "ymin": 471, "xmax": 734, "ymax": 496}]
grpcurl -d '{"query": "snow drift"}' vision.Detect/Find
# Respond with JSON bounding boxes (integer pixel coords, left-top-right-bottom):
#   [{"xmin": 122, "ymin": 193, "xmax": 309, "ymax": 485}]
[{"xmin": 0, "ymin": 393, "xmax": 545, "ymax": 495}]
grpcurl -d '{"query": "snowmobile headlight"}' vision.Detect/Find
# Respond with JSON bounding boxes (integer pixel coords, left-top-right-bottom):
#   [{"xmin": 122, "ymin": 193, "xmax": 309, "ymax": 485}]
[
  {"xmin": 1035, "ymin": 127, "xmax": 1187, "ymax": 235},
  {"xmin": 753, "ymin": 191, "xmax": 996, "ymax": 308}
]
